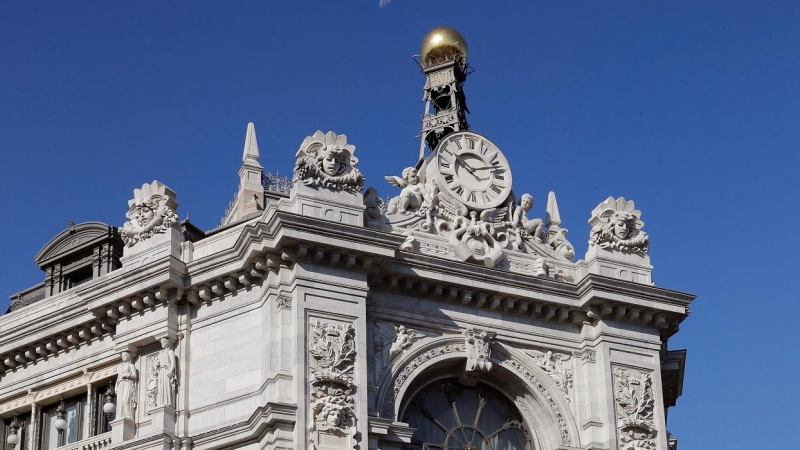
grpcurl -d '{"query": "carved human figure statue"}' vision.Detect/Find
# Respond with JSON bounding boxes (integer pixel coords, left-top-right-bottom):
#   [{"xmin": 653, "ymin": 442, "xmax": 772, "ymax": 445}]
[
  {"xmin": 154, "ymin": 338, "xmax": 177, "ymax": 408},
  {"xmin": 115, "ymin": 351, "xmax": 138, "ymax": 420},
  {"xmin": 513, "ymin": 194, "xmax": 544, "ymax": 242},
  {"xmin": 385, "ymin": 167, "xmax": 434, "ymax": 215},
  {"xmin": 388, "ymin": 325, "xmax": 416, "ymax": 360}
]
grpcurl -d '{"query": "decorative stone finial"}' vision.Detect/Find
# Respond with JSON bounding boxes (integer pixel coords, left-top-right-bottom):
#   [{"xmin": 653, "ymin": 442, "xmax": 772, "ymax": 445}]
[
  {"xmin": 293, "ymin": 130, "xmax": 364, "ymax": 194},
  {"xmin": 545, "ymin": 192, "xmax": 575, "ymax": 261},
  {"xmin": 588, "ymin": 196, "xmax": 649, "ymax": 255},
  {"xmin": 242, "ymin": 122, "xmax": 260, "ymax": 165},
  {"xmin": 120, "ymin": 181, "xmax": 179, "ymax": 248}
]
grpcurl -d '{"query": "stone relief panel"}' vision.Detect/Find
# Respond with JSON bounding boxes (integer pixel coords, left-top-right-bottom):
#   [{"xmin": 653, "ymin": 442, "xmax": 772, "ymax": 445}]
[
  {"xmin": 119, "ymin": 181, "xmax": 179, "ymax": 247},
  {"xmin": 525, "ymin": 349, "xmax": 573, "ymax": 402},
  {"xmin": 588, "ymin": 196, "xmax": 650, "ymax": 255},
  {"xmin": 276, "ymin": 295, "xmax": 292, "ymax": 310},
  {"xmin": 308, "ymin": 320, "xmax": 357, "ymax": 448},
  {"xmin": 146, "ymin": 337, "xmax": 177, "ymax": 411},
  {"xmin": 116, "ymin": 350, "xmax": 138, "ymax": 420},
  {"xmin": 613, "ymin": 367, "xmax": 657, "ymax": 450},
  {"xmin": 293, "ymin": 131, "xmax": 364, "ymax": 194},
  {"xmin": 372, "ymin": 322, "xmax": 421, "ymax": 380},
  {"xmin": 495, "ymin": 349, "xmax": 573, "ymax": 447}
]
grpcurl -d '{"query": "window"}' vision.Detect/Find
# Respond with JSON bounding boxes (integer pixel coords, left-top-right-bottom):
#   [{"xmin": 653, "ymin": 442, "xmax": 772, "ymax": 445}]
[
  {"xmin": 40, "ymin": 396, "xmax": 88, "ymax": 449},
  {"xmin": 3, "ymin": 414, "xmax": 31, "ymax": 450},
  {"xmin": 402, "ymin": 378, "xmax": 533, "ymax": 450},
  {"xmin": 93, "ymin": 387, "xmax": 115, "ymax": 434}
]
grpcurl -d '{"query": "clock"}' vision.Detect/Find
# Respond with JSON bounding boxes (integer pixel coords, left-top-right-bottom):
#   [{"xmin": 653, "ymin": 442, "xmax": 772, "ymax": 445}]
[{"xmin": 433, "ymin": 131, "xmax": 512, "ymax": 209}]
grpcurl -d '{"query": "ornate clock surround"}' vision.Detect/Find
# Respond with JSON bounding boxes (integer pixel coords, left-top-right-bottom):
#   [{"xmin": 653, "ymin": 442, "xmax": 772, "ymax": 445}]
[{"xmin": 430, "ymin": 131, "xmax": 512, "ymax": 210}]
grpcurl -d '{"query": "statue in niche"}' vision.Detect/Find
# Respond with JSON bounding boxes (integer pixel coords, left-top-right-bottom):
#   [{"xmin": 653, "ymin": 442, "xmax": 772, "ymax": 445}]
[
  {"xmin": 588, "ymin": 197, "xmax": 649, "ymax": 255},
  {"xmin": 385, "ymin": 167, "xmax": 435, "ymax": 215},
  {"xmin": 293, "ymin": 130, "xmax": 364, "ymax": 193},
  {"xmin": 147, "ymin": 337, "xmax": 177, "ymax": 409},
  {"xmin": 512, "ymin": 193, "xmax": 544, "ymax": 243},
  {"xmin": 119, "ymin": 181, "xmax": 179, "ymax": 247},
  {"xmin": 115, "ymin": 350, "xmax": 138, "ymax": 420}
]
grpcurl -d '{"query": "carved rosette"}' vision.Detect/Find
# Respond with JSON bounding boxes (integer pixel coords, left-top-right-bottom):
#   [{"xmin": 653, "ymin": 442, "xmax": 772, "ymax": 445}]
[
  {"xmin": 293, "ymin": 131, "xmax": 364, "ymax": 194},
  {"xmin": 308, "ymin": 320, "xmax": 357, "ymax": 444},
  {"xmin": 613, "ymin": 367, "xmax": 657, "ymax": 450},
  {"xmin": 588, "ymin": 197, "xmax": 650, "ymax": 255},
  {"xmin": 119, "ymin": 181, "xmax": 179, "ymax": 247}
]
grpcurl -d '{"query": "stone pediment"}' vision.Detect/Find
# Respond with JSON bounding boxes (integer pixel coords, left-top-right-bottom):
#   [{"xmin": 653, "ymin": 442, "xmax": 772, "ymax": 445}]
[{"xmin": 34, "ymin": 221, "xmax": 119, "ymax": 268}]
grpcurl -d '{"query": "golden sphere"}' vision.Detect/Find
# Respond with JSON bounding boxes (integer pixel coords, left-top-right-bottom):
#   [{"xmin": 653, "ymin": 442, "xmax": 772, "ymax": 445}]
[{"xmin": 420, "ymin": 26, "xmax": 468, "ymax": 67}]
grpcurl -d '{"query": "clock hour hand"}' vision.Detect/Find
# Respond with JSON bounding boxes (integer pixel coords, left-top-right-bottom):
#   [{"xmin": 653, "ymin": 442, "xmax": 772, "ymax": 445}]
[{"xmin": 455, "ymin": 156, "xmax": 477, "ymax": 174}]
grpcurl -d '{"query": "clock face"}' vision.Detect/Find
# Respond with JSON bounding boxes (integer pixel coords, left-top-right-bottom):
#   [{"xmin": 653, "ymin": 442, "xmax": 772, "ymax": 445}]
[{"xmin": 434, "ymin": 131, "xmax": 512, "ymax": 209}]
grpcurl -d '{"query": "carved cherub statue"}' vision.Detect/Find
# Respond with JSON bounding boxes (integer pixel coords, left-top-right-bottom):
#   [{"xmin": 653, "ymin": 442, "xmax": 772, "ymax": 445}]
[
  {"xmin": 385, "ymin": 167, "xmax": 434, "ymax": 215},
  {"xmin": 512, "ymin": 193, "xmax": 544, "ymax": 242}
]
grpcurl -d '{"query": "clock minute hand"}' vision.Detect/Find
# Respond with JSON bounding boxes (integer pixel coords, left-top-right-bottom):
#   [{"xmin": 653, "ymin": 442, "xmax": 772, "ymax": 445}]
[{"xmin": 456, "ymin": 156, "xmax": 477, "ymax": 174}]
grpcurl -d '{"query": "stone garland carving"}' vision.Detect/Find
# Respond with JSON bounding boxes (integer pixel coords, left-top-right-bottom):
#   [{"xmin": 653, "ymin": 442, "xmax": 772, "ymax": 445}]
[
  {"xmin": 293, "ymin": 131, "xmax": 364, "ymax": 194},
  {"xmin": 116, "ymin": 350, "xmax": 138, "ymax": 420},
  {"xmin": 613, "ymin": 367, "xmax": 657, "ymax": 450},
  {"xmin": 588, "ymin": 197, "xmax": 649, "ymax": 255},
  {"xmin": 373, "ymin": 323, "xmax": 420, "ymax": 373},
  {"xmin": 526, "ymin": 350, "xmax": 573, "ymax": 402},
  {"xmin": 146, "ymin": 337, "xmax": 177, "ymax": 410},
  {"xmin": 463, "ymin": 327, "xmax": 495, "ymax": 374},
  {"xmin": 120, "ymin": 181, "xmax": 179, "ymax": 247},
  {"xmin": 308, "ymin": 320, "xmax": 357, "ymax": 442},
  {"xmin": 495, "ymin": 350, "xmax": 573, "ymax": 447}
]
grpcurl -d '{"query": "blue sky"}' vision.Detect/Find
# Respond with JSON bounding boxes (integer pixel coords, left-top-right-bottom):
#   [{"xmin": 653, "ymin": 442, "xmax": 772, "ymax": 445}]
[{"xmin": 1, "ymin": 1, "xmax": 798, "ymax": 448}]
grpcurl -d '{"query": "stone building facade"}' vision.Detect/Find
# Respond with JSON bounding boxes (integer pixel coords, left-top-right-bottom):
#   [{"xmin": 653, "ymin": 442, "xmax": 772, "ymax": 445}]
[{"xmin": 0, "ymin": 28, "xmax": 691, "ymax": 450}]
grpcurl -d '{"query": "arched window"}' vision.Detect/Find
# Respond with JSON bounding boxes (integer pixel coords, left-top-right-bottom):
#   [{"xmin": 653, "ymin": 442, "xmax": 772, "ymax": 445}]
[{"xmin": 402, "ymin": 378, "xmax": 533, "ymax": 450}]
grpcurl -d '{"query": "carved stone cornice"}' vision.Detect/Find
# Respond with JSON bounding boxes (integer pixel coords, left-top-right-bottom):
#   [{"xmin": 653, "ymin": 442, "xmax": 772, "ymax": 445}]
[{"xmin": 0, "ymin": 362, "xmax": 117, "ymax": 414}]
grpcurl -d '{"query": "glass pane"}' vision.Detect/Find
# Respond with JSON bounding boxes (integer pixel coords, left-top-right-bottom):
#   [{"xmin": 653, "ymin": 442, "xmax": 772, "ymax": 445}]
[
  {"xmin": 488, "ymin": 427, "xmax": 527, "ymax": 450},
  {"xmin": 404, "ymin": 379, "xmax": 531, "ymax": 450},
  {"xmin": 43, "ymin": 409, "xmax": 59, "ymax": 450},
  {"xmin": 476, "ymin": 395, "xmax": 506, "ymax": 437},
  {"xmin": 455, "ymin": 389, "xmax": 479, "ymax": 426},
  {"xmin": 423, "ymin": 390, "xmax": 457, "ymax": 430},
  {"xmin": 65, "ymin": 401, "xmax": 79, "ymax": 443}
]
